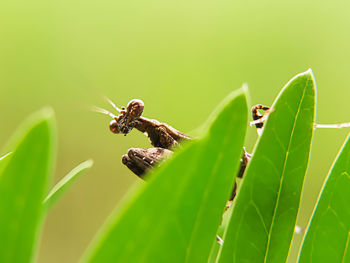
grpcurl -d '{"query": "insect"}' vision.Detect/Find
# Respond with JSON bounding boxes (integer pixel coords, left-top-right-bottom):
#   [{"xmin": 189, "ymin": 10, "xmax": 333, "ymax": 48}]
[{"xmin": 95, "ymin": 98, "xmax": 270, "ymax": 201}]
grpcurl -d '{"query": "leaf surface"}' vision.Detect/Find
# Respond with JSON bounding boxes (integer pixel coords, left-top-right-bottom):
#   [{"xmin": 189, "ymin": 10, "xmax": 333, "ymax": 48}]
[
  {"xmin": 0, "ymin": 108, "xmax": 56, "ymax": 263},
  {"xmin": 298, "ymin": 134, "xmax": 350, "ymax": 263},
  {"xmin": 218, "ymin": 70, "xmax": 316, "ymax": 263}
]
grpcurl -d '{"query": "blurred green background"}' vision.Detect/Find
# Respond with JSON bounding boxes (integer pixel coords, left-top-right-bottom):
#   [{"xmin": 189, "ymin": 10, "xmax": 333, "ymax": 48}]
[{"xmin": 0, "ymin": 0, "xmax": 349, "ymax": 262}]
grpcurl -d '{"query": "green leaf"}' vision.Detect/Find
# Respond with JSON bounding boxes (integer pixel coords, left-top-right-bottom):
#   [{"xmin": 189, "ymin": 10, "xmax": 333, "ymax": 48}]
[
  {"xmin": 0, "ymin": 108, "xmax": 56, "ymax": 263},
  {"xmin": 43, "ymin": 159, "xmax": 93, "ymax": 211},
  {"xmin": 218, "ymin": 70, "xmax": 316, "ymax": 263},
  {"xmin": 81, "ymin": 89, "xmax": 248, "ymax": 263},
  {"xmin": 0, "ymin": 152, "xmax": 12, "ymax": 161},
  {"xmin": 298, "ymin": 134, "xmax": 350, "ymax": 263},
  {"xmin": 208, "ymin": 205, "xmax": 234, "ymax": 263}
]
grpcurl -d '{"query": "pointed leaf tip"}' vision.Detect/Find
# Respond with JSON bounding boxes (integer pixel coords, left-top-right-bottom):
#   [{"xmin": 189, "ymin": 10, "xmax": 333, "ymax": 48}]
[
  {"xmin": 0, "ymin": 109, "xmax": 56, "ymax": 263},
  {"xmin": 306, "ymin": 68, "xmax": 313, "ymax": 74},
  {"xmin": 218, "ymin": 70, "xmax": 316, "ymax": 263},
  {"xmin": 43, "ymin": 159, "xmax": 94, "ymax": 211},
  {"xmin": 39, "ymin": 106, "xmax": 55, "ymax": 117},
  {"xmin": 241, "ymin": 83, "xmax": 249, "ymax": 93}
]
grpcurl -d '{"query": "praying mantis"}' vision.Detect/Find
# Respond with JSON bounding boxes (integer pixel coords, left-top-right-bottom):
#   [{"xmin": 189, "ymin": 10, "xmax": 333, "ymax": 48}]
[{"xmin": 95, "ymin": 99, "xmax": 270, "ymax": 201}]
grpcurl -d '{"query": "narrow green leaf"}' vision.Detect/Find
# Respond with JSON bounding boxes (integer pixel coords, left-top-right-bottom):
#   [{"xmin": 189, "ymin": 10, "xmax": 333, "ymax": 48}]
[
  {"xmin": 218, "ymin": 70, "xmax": 316, "ymax": 263},
  {"xmin": 43, "ymin": 159, "xmax": 93, "ymax": 211},
  {"xmin": 81, "ymin": 89, "xmax": 248, "ymax": 263},
  {"xmin": 0, "ymin": 108, "xmax": 56, "ymax": 263},
  {"xmin": 208, "ymin": 205, "xmax": 233, "ymax": 263},
  {"xmin": 298, "ymin": 134, "xmax": 350, "ymax": 263}
]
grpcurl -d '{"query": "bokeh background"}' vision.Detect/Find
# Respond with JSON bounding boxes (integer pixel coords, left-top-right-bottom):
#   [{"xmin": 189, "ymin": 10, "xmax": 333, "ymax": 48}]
[{"xmin": 0, "ymin": 0, "xmax": 349, "ymax": 262}]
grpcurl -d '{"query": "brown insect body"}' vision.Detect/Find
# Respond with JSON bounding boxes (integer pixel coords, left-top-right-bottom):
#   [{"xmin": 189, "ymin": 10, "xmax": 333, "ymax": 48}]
[
  {"xmin": 99, "ymin": 98, "xmax": 269, "ymax": 201},
  {"xmin": 251, "ymin": 104, "xmax": 270, "ymax": 129},
  {"xmin": 133, "ymin": 116, "xmax": 191, "ymax": 149},
  {"xmin": 109, "ymin": 99, "xmax": 191, "ymax": 149},
  {"xmin": 122, "ymin": 147, "xmax": 173, "ymax": 178},
  {"xmin": 109, "ymin": 99, "xmax": 144, "ymax": 134},
  {"xmin": 98, "ymin": 98, "xmax": 270, "ymax": 244}
]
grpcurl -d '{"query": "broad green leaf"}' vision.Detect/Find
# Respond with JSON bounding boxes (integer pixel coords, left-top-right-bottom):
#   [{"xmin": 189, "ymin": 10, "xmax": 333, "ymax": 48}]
[
  {"xmin": 43, "ymin": 159, "xmax": 93, "ymax": 211},
  {"xmin": 298, "ymin": 134, "xmax": 350, "ymax": 263},
  {"xmin": 218, "ymin": 70, "xmax": 316, "ymax": 263},
  {"xmin": 0, "ymin": 108, "xmax": 56, "ymax": 263},
  {"xmin": 81, "ymin": 89, "xmax": 248, "ymax": 263}
]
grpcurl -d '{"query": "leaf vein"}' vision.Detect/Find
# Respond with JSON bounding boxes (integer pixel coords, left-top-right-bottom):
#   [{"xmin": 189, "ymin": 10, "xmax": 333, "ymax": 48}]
[{"xmin": 263, "ymin": 75, "xmax": 310, "ymax": 263}]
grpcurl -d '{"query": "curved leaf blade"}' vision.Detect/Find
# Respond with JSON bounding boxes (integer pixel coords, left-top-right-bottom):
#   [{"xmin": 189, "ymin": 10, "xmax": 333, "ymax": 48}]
[
  {"xmin": 43, "ymin": 159, "xmax": 93, "ymax": 211},
  {"xmin": 218, "ymin": 70, "xmax": 316, "ymax": 263},
  {"xmin": 298, "ymin": 134, "xmax": 350, "ymax": 263},
  {"xmin": 82, "ymin": 89, "xmax": 248, "ymax": 263},
  {"xmin": 0, "ymin": 108, "xmax": 56, "ymax": 263}
]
